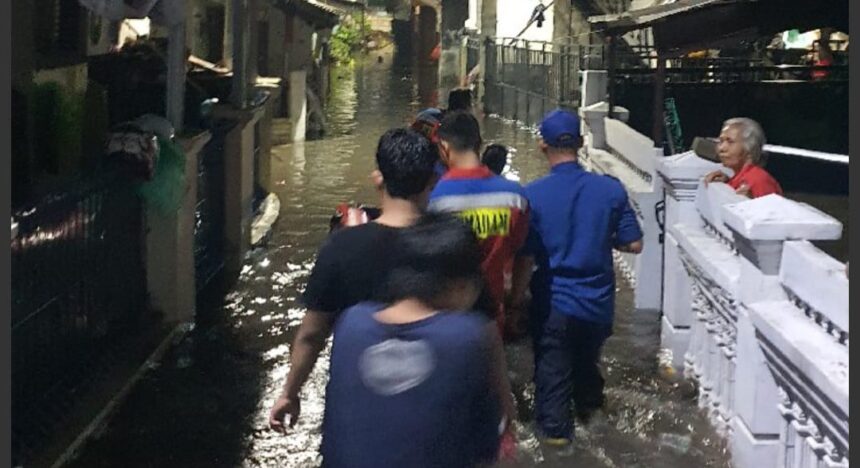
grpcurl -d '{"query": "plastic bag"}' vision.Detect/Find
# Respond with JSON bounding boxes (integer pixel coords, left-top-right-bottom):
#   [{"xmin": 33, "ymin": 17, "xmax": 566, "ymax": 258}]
[{"xmin": 136, "ymin": 138, "xmax": 187, "ymax": 216}]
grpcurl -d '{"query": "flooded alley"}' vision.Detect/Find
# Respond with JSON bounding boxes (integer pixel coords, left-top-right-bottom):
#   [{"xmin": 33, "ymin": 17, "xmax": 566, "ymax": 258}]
[{"xmin": 67, "ymin": 53, "xmax": 730, "ymax": 468}]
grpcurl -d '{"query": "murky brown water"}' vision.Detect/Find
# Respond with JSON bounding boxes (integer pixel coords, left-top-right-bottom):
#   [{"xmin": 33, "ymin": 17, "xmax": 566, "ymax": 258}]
[{"xmin": 68, "ymin": 51, "xmax": 730, "ymax": 468}]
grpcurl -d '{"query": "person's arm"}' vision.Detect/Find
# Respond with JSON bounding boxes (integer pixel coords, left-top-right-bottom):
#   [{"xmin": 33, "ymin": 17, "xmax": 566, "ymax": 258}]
[
  {"xmin": 269, "ymin": 236, "xmax": 343, "ymax": 432},
  {"xmin": 507, "ymin": 255, "xmax": 534, "ymax": 320},
  {"xmin": 616, "ymin": 239, "xmax": 643, "ymax": 254},
  {"xmin": 506, "ymin": 203, "xmax": 535, "ymax": 334},
  {"xmin": 269, "ymin": 311, "xmax": 335, "ymax": 432},
  {"xmin": 614, "ymin": 190, "xmax": 644, "ymax": 255},
  {"xmin": 485, "ymin": 322, "xmax": 516, "ymax": 429}
]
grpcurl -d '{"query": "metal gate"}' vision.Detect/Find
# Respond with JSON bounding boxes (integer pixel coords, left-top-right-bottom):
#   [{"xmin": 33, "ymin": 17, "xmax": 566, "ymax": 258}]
[
  {"xmin": 194, "ymin": 121, "xmax": 230, "ymax": 292},
  {"xmin": 483, "ymin": 38, "xmax": 582, "ymax": 125},
  {"xmin": 11, "ymin": 172, "xmax": 147, "ymax": 465}
]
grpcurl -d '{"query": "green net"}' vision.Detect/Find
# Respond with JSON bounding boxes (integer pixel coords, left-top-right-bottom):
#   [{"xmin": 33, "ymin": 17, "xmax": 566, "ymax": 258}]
[{"xmin": 137, "ymin": 137, "xmax": 187, "ymax": 216}]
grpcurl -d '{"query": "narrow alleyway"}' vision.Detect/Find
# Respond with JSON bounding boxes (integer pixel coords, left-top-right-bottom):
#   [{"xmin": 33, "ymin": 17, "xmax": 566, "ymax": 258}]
[{"xmin": 67, "ymin": 51, "xmax": 730, "ymax": 468}]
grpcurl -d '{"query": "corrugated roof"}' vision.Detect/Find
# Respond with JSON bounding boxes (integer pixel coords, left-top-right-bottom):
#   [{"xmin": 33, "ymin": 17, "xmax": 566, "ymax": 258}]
[
  {"xmin": 305, "ymin": 0, "xmax": 345, "ymax": 16},
  {"xmin": 589, "ymin": 0, "xmax": 846, "ymax": 55},
  {"xmin": 589, "ymin": 0, "xmax": 738, "ymax": 32},
  {"xmin": 316, "ymin": 0, "xmax": 366, "ymax": 13},
  {"xmin": 272, "ymin": 0, "xmax": 343, "ymax": 28}
]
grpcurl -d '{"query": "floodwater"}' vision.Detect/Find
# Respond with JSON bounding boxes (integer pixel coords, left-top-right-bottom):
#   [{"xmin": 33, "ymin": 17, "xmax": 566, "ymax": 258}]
[{"xmin": 67, "ymin": 51, "xmax": 730, "ymax": 467}]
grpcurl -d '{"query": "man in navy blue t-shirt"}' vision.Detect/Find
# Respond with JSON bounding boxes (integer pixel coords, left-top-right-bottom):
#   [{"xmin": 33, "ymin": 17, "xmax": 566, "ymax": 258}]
[
  {"xmin": 323, "ymin": 214, "xmax": 504, "ymax": 467},
  {"xmin": 509, "ymin": 109, "xmax": 643, "ymax": 447}
]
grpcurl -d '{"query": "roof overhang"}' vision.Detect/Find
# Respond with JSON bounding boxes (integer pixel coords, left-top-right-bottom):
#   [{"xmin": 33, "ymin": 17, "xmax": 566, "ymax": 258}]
[
  {"xmin": 273, "ymin": 0, "xmax": 343, "ymax": 29},
  {"xmin": 590, "ymin": 0, "xmax": 849, "ymax": 56},
  {"xmin": 316, "ymin": 0, "xmax": 366, "ymax": 13}
]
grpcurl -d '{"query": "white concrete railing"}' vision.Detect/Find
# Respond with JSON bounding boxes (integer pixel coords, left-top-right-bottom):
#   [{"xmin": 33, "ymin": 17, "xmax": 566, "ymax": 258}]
[
  {"xmin": 749, "ymin": 242, "xmax": 849, "ymax": 467},
  {"xmin": 579, "ymin": 104, "xmax": 664, "ymax": 312},
  {"xmin": 577, "ymin": 71, "xmax": 848, "ymax": 466},
  {"xmin": 657, "ymin": 153, "xmax": 848, "ymax": 468}
]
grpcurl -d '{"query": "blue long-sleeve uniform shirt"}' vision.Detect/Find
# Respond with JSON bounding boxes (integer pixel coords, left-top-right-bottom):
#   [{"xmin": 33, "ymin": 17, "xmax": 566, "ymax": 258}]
[{"xmin": 522, "ymin": 161, "xmax": 643, "ymax": 324}]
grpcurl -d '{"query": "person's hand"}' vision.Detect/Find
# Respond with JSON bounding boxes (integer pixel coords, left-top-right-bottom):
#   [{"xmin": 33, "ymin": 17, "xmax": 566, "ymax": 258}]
[
  {"xmin": 735, "ymin": 183, "xmax": 752, "ymax": 198},
  {"xmin": 734, "ymin": 183, "xmax": 751, "ymax": 198},
  {"xmin": 498, "ymin": 426, "xmax": 518, "ymax": 463},
  {"xmin": 269, "ymin": 394, "xmax": 301, "ymax": 434},
  {"xmin": 503, "ymin": 316, "xmax": 527, "ymax": 342},
  {"xmin": 503, "ymin": 295, "xmax": 529, "ymax": 342},
  {"xmin": 703, "ymin": 170, "xmax": 729, "ymax": 185}
]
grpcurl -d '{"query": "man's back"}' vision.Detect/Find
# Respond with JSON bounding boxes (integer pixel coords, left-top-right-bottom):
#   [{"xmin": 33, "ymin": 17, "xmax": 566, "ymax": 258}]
[
  {"xmin": 322, "ymin": 302, "xmax": 499, "ymax": 468},
  {"xmin": 524, "ymin": 161, "xmax": 642, "ymax": 324},
  {"xmin": 428, "ymin": 167, "xmax": 529, "ymax": 315},
  {"xmin": 302, "ymin": 222, "xmax": 401, "ymax": 315}
]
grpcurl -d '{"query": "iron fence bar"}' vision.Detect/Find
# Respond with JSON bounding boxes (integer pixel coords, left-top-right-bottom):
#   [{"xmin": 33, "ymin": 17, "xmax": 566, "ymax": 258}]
[
  {"xmin": 524, "ymin": 40, "xmax": 530, "ymax": 125},
  {"xmin": 12, "ymin": 168, "xmax": 148, "ymax": 466}
]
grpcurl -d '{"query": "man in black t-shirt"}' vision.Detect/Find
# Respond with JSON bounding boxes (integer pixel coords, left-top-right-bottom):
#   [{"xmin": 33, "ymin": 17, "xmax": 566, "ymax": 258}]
[{"xmin": 269, "ymin": 128, "xmax": 440, "ymax": 432}]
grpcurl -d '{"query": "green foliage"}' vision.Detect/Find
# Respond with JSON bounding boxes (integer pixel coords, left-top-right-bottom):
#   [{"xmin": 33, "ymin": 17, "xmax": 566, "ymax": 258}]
[{"xmin": 330, "ymin": 13, "xmax": 371, "ymax": 64}]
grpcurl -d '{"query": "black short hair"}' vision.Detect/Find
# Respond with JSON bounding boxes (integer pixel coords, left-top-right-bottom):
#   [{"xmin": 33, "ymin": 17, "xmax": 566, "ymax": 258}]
[
  {"xmin": 447, "ymin": 88, "xmax": 473, "ymax": 112},
  {"xmin": 382, "ymin": 213, "xmax": 482, "ymax": 306},
  {"xmin": 376, "ymin": 128, "xmax": 438, "ymax": 199},
  {"xmin": 481, "ymin": 144, "xmax": 509, "ymax": 175},
  {"xmin": 437, "ymin": 111, "xmax": 482, "ymax": 154}
]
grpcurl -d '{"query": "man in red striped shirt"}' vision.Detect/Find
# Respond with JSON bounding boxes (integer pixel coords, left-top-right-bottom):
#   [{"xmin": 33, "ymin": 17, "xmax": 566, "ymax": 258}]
[{"xmin": 428, "ymin": 111, "xmax": 530, "ymax": 336}]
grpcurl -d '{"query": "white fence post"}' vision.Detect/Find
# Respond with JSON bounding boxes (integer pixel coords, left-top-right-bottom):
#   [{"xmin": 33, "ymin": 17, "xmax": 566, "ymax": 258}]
[
  {"xmin": 675, "ymin": 183, "xmax": 746, "ymax": 435},
  {"xmin": 749, "ymin": 241, "xmax": 848, "ymax": 467},
  {"xmin": 656, "ymin": 152, "xmax": 720, "ymax": 373},
  {"xmin": 721, "ymin": 194, "xmax": 843, "ymax": 468}
]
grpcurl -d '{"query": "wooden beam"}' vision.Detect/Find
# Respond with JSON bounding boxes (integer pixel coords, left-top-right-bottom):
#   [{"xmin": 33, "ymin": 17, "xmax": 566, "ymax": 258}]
[
  {"xmin": 166, "ymin": 20, "xmax": 187, "ymax": 134},
  {"xmin": 607, "ymin": 35, "xmax": 616, "ymax": 115},
  {"xmin": 651, "ymin": 53, "xmax": 665, "ymax": 147}
]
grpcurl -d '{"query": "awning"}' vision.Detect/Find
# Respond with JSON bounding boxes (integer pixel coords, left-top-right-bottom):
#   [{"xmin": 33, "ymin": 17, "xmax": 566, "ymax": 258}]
[
  {"xmin": 589, "ymin": 0, "xmax": 734, "ymax": 34},
  {"xmin": 589, "ymin": 0, "xmax": 848, "ymax": 55},
  {"xmin": 315, "ymin": 0, "xmax": 366, "ymax": 13},
  {"xmin": 273, "ymin": 0, "xmax": 343, "ymax": 29}
]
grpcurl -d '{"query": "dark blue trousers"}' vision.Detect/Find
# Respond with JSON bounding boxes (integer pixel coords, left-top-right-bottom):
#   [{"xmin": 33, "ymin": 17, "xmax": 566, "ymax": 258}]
[{"xmin": 531, "ymin": 309, "xmax": 612, "ymax": 439}]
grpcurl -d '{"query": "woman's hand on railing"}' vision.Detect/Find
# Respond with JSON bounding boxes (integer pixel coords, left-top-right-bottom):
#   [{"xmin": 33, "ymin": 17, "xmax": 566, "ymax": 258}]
[
  {"xmin": 703, "ymin": 170, "xmax": 729, "ymax": 185},
  {"xmin": 734, "ymin": 183, "xmax": 751, "ymax": 198}
]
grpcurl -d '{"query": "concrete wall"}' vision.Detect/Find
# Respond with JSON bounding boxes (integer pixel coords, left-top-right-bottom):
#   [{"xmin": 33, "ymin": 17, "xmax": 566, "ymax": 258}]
[
  {"xmin": 287, "ymin": 14, "xmax": 315, "ymax": 72},
  {"xmin": 552, "ymin": 0, "xmax": 592, "ymax": 46},
  {"xmin": 267, "ymin": 8, "xmax": 288, "ymax": 80},
  {"xmin": 146, "ymin": 131, "xmax": 212, "ymax": 323},
  {"xmin": 212, "ymin": 104, "xmax": 266, "ymax": 274},
  {"xmin": 86, "ymin": 14, "xmax": 116, "ymax": 56}
]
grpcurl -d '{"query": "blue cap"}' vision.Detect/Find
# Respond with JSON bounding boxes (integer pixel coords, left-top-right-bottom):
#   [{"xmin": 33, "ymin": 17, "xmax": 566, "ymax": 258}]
[
  {"xmin": 539, "ymin": 109, "xmax": 581, "ymax": 147},
  {"xmin": 415, "ymin": 108, "xmax": 443, "ymax": 125}
]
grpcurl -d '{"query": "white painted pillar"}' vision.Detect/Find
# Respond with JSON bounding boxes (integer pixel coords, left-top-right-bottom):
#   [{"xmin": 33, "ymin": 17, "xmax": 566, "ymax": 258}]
[
  {"xmin": 721, "ymin": 195, "xmax": 844, "ymax": 468},
  {"xmin": 475, "ymin": 0, "xmax": 495, "ymax": 111},
  {"xmin": 145, "ymin": 131, "xmax": 211, "ymax": 323},
  {"xmin": 166, "ymin": 16, "xmax": 187, "ymax": 134},
  {"xmin": 256, "ymin": 90, "xmax": 275, "ymax": 192},
  {"xmin": 580, "ymin": 102, "xmax": 628, "ymax": 151},
  {"xmin": 656, "ymin": 152, "xmax": 721, "ymax": 373},
  {"xmin": 231, "ymin": 0, "xmax": 249, "ymax": 108},
  {"xmin": 289, "ymin": 70, "xmax": 307, "ymax": 143},
  {"xmin": 212, "ymin": 105, "xmax": 265, "ymax": 275},
  {"xmin": 580, "ymin": 70, "xmax": 608, "ymax": 108}
]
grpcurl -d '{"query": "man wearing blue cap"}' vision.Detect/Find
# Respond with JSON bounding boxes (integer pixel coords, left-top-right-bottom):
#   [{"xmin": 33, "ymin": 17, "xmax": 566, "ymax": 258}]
[{"xmin": 509, "ymin": 109, "xmax": 643, "ymax": 449}]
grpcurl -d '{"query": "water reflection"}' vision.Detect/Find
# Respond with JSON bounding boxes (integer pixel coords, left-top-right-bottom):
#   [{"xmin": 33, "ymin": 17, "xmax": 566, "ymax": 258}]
[
  {"xmin": 245, "ymin": 55, "xmax": 729, "ymax": 467},
  {"xmin": 68, "ymin": 52, "xmax": 729, "ymax": 468}
]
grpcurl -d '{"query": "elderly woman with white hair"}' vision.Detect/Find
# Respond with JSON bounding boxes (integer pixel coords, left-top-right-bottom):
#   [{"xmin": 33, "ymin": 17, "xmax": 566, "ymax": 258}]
[{"xmin": 704, "ymin": 117, "xmax": 783, "ymax": 198}]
